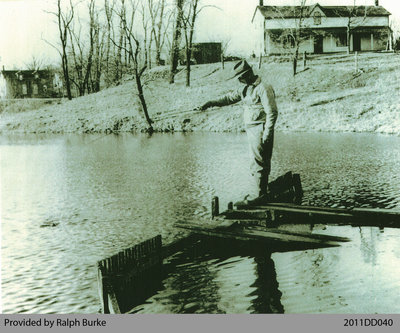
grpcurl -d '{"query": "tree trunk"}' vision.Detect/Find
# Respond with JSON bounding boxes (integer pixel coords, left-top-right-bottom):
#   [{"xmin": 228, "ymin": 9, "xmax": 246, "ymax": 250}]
[
  {"xmin": 169, "ymin": 0, "xmax": 184, "ymax": 84},
  {"xmin": 185, "ymin": 0, "xmax": 198, "ymax": 87},
  {"xmin": 293, "ymin": 44, "xmax": 299, "ymax": 76},
  {"xmin": 115, "ymin": 31, "xmax": 123, "ymax": 82},
  {"xmin": 62, "ymin": 48, "xmax": 72, "ymax": 100},
  {"xmin": 347, "ymin": 22, "xmax": 351, "ymax": 54},
  {"xmin": 155, "ymin": 0, "xmax": 165, "ymax": 66},
  {"xmin": 185, "ymin": 46, "xmax": 190, "ymax": 86},
  {"xmin": 134, "ymin": 67, "xmax": 153, "ymax": 131}
]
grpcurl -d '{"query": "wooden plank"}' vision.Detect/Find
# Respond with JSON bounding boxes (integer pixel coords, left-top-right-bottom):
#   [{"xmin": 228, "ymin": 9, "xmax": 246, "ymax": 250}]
[
  {"xmin": 175, "ymin": 221, "xmax": 349, "ymax": 245},
  {"xmin": 222, "ymin": 207, "xmax": 353, "ymax": 220},
  {"xmin": 236, "ymin": 202, "xmax": 400, "ymax": 217},
  {"xmin": 97, "ymin": 263, "xmax": 109, "ymax": 314},
  {"xmin": 106, "ymin": 282, "xmax": 121, "ymax": 314},
  {"xmin": 222, "ymin": 203, "xmax": 400, "ymax": 228}
]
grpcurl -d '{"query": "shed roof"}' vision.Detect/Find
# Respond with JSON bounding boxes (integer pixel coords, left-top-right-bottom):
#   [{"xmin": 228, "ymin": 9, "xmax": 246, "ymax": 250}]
[
  {"xmin": 1, "ymin": 70, "xmax": 52, "ymax": 79},
  {"xmin": 255, "ymin": 4, "xmax": 391, "ymax": 20}
]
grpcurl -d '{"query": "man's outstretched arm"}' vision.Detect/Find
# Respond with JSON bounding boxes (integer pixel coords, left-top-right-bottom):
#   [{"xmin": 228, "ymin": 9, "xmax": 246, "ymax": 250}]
[{"xmin": 199, "ymin": 89, "xmax": 242, "ymax": 110}]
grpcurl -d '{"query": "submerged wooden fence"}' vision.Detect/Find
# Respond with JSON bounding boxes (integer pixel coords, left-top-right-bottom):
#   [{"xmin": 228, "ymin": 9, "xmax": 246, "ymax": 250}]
[{"xmin": 97, "ymin": 235, "xmax": 162, "ymax": 313}]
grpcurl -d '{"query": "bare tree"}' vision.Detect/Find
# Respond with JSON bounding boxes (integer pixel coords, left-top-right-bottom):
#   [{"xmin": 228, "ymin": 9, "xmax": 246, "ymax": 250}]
[
  {"xmin": 181, "ymin": 0, "xmax": 200, "ymax": 87},
  {"xmin": 24, "ymin": 55, "xmax": 45, "ymax": 71},
  {"xmin": 45, "ymin": 0, "xmax": 75, "ymax": 99},
  {"xmin": 270, "ymin": 0, "xmax": 308, "ymax": 76},
  {"xmin": 145, "ymin": 0, "xmax": 173, "ymax": 67},
  {"xmin": 66, "ymin": 0, "xmax": 102, "ymax": 96},
  {"xmin": 169, "ymin": 0, "xmax": 184, "ymax": 84},
  {"xmin": 140, "ymin": 1, "xmax": 152, "ymax": 68},
  {"xmin": 68, "ymin": 17, "xmax": 86, "ymax": 95},
  {"xmin": 342, "ymin": 1, "xmax": 369, "ymax": 54},
  {"xmin": 91, "ymin": 20, "xmax": 106, "ymax": 92},
  {"xmin": 153, "ymin": 0, "xmax": 171, "ymax": 66},
  {"xmin": 293, "ymin": 1, "xmax": 308, "ymax": 75},
  {"xmin": 113, "ymin": 0, "xmax": 153, "ymax": 130},
  {"xmin": 104, "ymin": 0, "xmax": 117, "ymax": 85},
  {"xmin": 83, "ymin": 0, "xmax": 97, "ymax": 94}
]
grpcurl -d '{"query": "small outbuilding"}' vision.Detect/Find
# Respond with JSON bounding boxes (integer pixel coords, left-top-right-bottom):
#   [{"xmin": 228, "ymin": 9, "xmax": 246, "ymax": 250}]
[
  {"xmin": 191, "ymin": 42, "xmax": 222, "ymax": 64},
  {"xmin": 0, "ymin": 69, "xmax": 63, "ymax": 99},
  {"xmin": 180, "ymin": 42, "xmax": 222, "ymax": 65}
]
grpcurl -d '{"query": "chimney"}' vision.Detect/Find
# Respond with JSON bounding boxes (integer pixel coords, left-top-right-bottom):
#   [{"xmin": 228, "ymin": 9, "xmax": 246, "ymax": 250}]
[
  {"xmin": 259, "ymin": 0, "xmax": 264, "ymax": 6},
  {"xmin": 375, "ymin": 0, "xmax": 379, "ymax": 6}
]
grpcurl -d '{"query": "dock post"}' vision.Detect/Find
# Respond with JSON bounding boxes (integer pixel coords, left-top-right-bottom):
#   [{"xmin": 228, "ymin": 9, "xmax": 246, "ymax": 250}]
[
  {"xmin": 97, "ymin": 264, "xmax": 110, "ymax": 314},
  {"xmin": 212, "ymin": 196, "xmax": 219, "ymax": 219},
  {"xmin": 354, "ymin": 51, "xmax": 358, "ymax": 73},
  {"xmin": 292, "ymin": 173, "xmax": 303, "ymax": 204}
]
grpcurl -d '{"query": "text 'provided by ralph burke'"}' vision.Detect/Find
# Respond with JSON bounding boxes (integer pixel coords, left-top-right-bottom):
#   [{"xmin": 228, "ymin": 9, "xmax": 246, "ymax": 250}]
[{"xmin": 4, "ymin": 318, "xmax": 107, "ymax": 328}]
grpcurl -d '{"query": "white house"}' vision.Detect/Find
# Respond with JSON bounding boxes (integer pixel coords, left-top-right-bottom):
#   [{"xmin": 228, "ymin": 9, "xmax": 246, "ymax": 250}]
[{"xmin": 252, "ymin": 1, "xmax": 392, "ymax": 55}]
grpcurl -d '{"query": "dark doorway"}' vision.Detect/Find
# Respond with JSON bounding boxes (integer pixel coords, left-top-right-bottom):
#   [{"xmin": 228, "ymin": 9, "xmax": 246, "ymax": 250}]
[
  {"xmin": 314, "ymin": 35, "xmax": 323, "ymax": 54},
  {"xmin": 353, "ymin": 34, "xmax": 361, "ymax": 52}
]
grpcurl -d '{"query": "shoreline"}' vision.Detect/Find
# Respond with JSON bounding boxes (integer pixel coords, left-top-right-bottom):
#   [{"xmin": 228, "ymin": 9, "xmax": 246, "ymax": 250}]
[{"xmin": 1, "ymin": 53, "xmax": 399, "ymax": 136}]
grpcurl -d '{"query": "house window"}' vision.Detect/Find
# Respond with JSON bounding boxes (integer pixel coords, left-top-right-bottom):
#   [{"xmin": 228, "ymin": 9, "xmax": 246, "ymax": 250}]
[
  {"xmin": 313, "ymin": 12, "xmax": 322, "ymax": 25},
  {"xmin": 22, "ymin": 83, "xmax": 28, "ymax": 95},
  {"xmin": 336, "ymin": 33, "xmax": 347, "ymax": 47}
]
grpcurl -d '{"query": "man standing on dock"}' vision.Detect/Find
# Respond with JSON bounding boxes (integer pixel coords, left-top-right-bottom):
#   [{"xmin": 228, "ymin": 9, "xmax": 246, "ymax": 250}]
[{"xmin": 199, "ymin": 60, "xmax": 278, "ymax": 205}]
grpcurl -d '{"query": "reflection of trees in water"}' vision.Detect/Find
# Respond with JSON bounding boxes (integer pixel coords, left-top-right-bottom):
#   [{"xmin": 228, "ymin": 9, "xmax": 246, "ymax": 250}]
[
  {"xmin": 289, "ymin": 249, "xmax": 340, "ymax": 305},
  {"xmin": 358, "ymin": 227, "xmax": 381, "ymax": 266}
]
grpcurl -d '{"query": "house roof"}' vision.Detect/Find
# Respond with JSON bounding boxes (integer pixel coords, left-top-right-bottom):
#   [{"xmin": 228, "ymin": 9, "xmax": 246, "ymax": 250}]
[
  {"xmin": 1, "ymin": 70, "xmax": 52, "ymax": 79},
  {"xmin": 2, "ymin": 70, "xmax": 49, "ymax": 75},
  {"xmin": 255, "ymin": 4, "xmax": 391, "ymax": 20}
]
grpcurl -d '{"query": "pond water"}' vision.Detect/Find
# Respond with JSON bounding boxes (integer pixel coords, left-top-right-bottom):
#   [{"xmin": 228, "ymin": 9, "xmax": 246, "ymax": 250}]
[{"xmin": 1, "ymin": 132, "xmax": 400, "ymax": 314}]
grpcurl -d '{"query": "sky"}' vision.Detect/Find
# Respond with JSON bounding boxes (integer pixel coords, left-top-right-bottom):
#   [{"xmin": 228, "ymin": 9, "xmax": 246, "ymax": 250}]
[{"xmin": 0, "ymin": 0, "xmax": 399, "ymax": 68}]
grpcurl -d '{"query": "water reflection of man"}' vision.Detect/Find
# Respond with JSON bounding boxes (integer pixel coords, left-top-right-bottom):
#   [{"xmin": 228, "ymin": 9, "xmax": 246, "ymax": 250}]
[{"xmin": 199, "ymin": 60, "xmax": 278, "ymax": 205}]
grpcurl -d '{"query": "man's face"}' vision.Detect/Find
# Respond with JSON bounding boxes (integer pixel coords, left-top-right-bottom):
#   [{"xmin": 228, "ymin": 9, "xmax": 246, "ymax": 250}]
[
  {"xmin": 237, "ymin": 70, "xmax": 252, "ymax": 84},
  {"xmin": 238, "ymin": 73, "xmax": 248, "ymax": 84}
]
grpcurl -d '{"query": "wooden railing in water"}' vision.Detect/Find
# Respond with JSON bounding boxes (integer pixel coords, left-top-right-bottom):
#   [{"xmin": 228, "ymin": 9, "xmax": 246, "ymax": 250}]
[{"xmin": 97, "ymin": 235, "xmax": 162, "ymax": 314}]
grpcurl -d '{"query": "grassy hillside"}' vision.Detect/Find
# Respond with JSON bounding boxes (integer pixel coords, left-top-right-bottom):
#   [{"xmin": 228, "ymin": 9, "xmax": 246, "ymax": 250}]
[{"xmin": 1, "ymin": 52, "xmax": 399, "ymax": 135}]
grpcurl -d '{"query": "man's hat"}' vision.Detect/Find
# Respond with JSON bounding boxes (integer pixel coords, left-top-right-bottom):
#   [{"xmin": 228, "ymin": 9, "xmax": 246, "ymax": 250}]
[{"xmin": 230, "ymin": 60, "xmax": 253, "ymax": 79}]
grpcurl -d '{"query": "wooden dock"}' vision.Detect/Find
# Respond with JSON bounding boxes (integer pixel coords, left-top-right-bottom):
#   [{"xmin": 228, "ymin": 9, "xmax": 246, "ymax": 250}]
[
  {"xmin": 220, "ymin": 202, "xmax": 400, "ymax": 229},
  {"xmin": 97, "ymin": 171, "xmax": 400, "ymax": 313}
]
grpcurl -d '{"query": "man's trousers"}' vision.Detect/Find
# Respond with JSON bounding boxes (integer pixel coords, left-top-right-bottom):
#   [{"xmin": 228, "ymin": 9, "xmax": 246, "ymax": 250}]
[{"xmin": 246, "ymin": 123, "xmax": 274, "ymax": 197}]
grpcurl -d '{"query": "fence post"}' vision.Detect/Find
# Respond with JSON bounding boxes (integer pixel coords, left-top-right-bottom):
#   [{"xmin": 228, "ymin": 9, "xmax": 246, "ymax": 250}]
[
  {"xmin": 354, "ymin": 51, "xmax": 358, "ymax": 73},
  {"xmin": 212, "ymin": 196, "xmax": 219, "ymax": 219},
  {"xmin": 303, "ymin": 51, "xmax": 307, "ymax": 69},
  {"xmin": 221, "ymin": 53, "xmax": 224, "ymax": 69},
  {"xmin": 258, "ymin": 53, "xmax": 262, "ymax": 69}
]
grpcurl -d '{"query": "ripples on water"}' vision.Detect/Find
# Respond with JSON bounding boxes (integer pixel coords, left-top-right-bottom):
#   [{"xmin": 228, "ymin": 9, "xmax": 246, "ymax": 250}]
[{"xmin": 1, "ymin": 132, "xmax": 400, "ymax": 313}]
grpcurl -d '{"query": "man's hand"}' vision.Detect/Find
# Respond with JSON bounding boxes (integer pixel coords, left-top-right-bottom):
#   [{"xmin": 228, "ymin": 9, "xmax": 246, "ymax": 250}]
[
  {"xmin": 262, "ymin": 129, "xmax": 273, "ymax": 143},
  {"xmin": 198, "ymin": 102, "xmax": 212, "ymax": 111}
]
